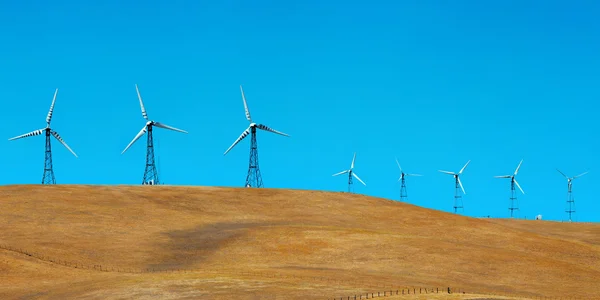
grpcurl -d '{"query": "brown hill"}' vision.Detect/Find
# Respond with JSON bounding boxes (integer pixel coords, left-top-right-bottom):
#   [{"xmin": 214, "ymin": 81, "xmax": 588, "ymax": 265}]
[{"xmin": 0, "ymin": 185, "xmax": 599, "ymax": 299}]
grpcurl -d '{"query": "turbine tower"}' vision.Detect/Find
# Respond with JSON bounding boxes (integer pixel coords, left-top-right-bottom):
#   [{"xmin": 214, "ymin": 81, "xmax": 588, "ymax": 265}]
[
  {"xmin": 557, "ymin": 169, "xmax": 589, "ymax": 222},
  {"xmin": 333, "ymin": 153, "xmax": 366, "ymax": 193},
  {"xmin": 395, "ymin": 157, "xmax": 422, "ymax": 201},
  {"xmin": 8, "ymin": 88, "xmax": 78, "ymax": 184},
  {"xmin": 439, "ymin": 160, "xmax": 470, "ymax": 213},
  {"xmin": 224, "ymin": 85, "xmax": 290, "ymax": 188},
  {"xmin": 495, "ymin": 159, "xmax": 525, "ymax": 218},
  {"xmin": 121, "ymin": 84, "xmax": 188, "ymax": 185}
]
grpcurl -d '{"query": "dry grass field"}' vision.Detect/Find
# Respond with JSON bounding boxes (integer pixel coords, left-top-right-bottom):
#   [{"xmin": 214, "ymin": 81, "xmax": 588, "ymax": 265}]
[{"xmin": 0, "ymin": 185, "xmax": 599, "ymax": 299}]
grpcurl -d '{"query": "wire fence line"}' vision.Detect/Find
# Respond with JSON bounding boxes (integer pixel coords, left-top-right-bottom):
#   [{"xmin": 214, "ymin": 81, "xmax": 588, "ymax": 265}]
[
  {"xmin": 0, "ymin": 243, "xmax": 431, "ymax": 286},
  {"xmin": 329, "ymin": 287, "xmax": 465, "ymax": 299},
  {"xmin": 329, "ymin": 288, "xmax": 593, "ymax": 300},
  {"xmin": 0, "ymin": 244, "xmax": 592, "ymax": 299}
]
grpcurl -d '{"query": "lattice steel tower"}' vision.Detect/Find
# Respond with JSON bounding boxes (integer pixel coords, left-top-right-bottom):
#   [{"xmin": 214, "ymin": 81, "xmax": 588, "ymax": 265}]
[
  {"xmin": 245, "ymin": 126, "xmax": 263, "ymax": 188},
  {"xmin": 142, "ymin": 125, "xmax": 159, "ymax": 185},
  {"xmin": 453, "ymin": 177, "xmax": 464, "ymax": 213},
  {"xmin": 42, "ymin": 129, "xmax": 56, "ymax": 184}
]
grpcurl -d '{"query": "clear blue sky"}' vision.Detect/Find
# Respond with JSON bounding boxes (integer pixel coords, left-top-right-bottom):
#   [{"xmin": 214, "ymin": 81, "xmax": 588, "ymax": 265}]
[{"xmin": 1, "ymin": 0, "xmax": 598, "ymax": 222}]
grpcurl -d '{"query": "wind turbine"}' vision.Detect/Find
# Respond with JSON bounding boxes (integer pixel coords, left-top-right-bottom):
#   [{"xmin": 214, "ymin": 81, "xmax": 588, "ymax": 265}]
[
  {"xmin": 8, "ymin": 88, "xmax": 77, "ymax": 184},
  {"xmin": 121, "ymin": 84, "xmax": 188, "ymax": 185},
  {"xmin": 494, "ymin": 159, "xmax": 525, "ymax": 218},
  {"xmin": 556, "ymin": 169, "xmax": 589, "ymax": 222},
  {"xmin": 439, "ymin": 160, "xmax": 470, "ymax": 213},
  {"xmin": 223, "ymin": 85, "xmax": 290, "ymax": 188},
  {"xmin": 395, "ymin": 157, "xmax": 422, "ymax": 201},
  {"xmin": 333, "ymin": 153, "xmax": 366, "ymax": 193}
]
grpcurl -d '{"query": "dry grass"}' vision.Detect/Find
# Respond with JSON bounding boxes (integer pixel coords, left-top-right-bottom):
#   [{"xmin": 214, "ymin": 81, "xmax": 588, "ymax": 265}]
[{"xmin": 0, "ymin": 185, "xmax": 599, "ymax": 299}]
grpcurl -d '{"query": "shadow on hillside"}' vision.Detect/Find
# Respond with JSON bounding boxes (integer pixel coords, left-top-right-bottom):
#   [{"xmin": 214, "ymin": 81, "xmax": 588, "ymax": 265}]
[{"xmin": 145, "ymin": 221, "xmax": 286, "ymax": 270}]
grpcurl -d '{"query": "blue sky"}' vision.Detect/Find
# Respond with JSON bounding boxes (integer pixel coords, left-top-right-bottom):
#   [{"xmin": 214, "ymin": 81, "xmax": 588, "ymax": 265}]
[{"xmin": 1, "ymin": 0, "xmax": 598, "ymax": 222}]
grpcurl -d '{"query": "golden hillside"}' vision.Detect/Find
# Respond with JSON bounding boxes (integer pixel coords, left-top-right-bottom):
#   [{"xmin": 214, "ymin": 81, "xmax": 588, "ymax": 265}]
[{"xmin": 1, "ymin": 185, "xmax": 599, "ymax": 299}]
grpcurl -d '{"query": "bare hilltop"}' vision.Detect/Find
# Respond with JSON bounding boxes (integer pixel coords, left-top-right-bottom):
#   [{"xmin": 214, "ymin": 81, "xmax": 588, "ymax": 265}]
[{"xmin": 1, "ymin": 185, "xmax": 599, "ymax": 299}]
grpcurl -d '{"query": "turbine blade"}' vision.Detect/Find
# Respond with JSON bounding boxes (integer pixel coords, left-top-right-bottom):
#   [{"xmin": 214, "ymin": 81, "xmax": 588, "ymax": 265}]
[
  {"xmin": 514, "ymin": 159, "xmax": 523, "ymax": 175},
  {"xmin": 494, "ymin": 175, "xmax": 512, "ymax": 178},
  {"xmin": 459, "ymin": 160, "xmax": 471, "ymax": 174},
  {"xmin": 154, "ymin": 122, "xmax": 188, "ymax": 134},
  {"xmin": 256, "ymin": 124, "xmax": 289, "ymax": 137},
  {"xmin": 46, "ymin": 88, "xmax": 58, "ymax": 125},
  {"xmin": 407, "ymin": 173, "xmax": 423, "ymax": 177},
  {"xmin": 332, "ymin": 170, "xmax": 349, "ymax": 176},
  {"xmin": 574, "ymin": 171, "xmax": 589, "ymax": 179},
  {"xmin": 438, "ymin": 170, "xmax": 455, "ymax": 175},
  {"xmin": 556, "ymin": 169, "xmax": 568, "ymax": 179},
  {"xmin": 458, "ymin": 177, "xmax": 466, "ymax": 194},
  {"xmin": 122, "ymin": 125, "xmax": 147, "ymax": 154},
  {"xmin": 514, "ymin": 178, "xmax": 525, "ymax": 194},
  {"xmin": 240, "ymin": 85, "xmax": 252, "ymax": 122},
  {"xmin": 8, "ymin": 128, "xmax": 46, "ymax": 141},
  {"xmin": 50, "ymin": 130, "xmax": 78, "ymax": 158},
  {"xmin": 395, "ymin": 157, "xmax": 402, "ymax": 172},
  {"xmin": 224, "ymin": 127, "xmax": 250, "ymax": 155},
  {"xmin": 352, "ymin": 172, "xmax": 366, "ymax": 186},
  {"xmin": 351, "ymin": 152, "xmax": 356, "ymax": 169},
  {"xmin": 135, "ymin": 84, "xmax": 149, "ymax": 120}
]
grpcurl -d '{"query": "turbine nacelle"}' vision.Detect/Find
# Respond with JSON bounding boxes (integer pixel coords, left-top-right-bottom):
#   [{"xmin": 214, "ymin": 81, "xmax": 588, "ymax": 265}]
[
  {"xmin": 121, "ymin": 84, "xmax": 187, "ymax": 155},
  {"xmin": 223, "ymin": 86, "xmax": 289, "ymax": 156},
  {"xmin": 333, "ymin": 152, "xmax": 366, "ymax": 189},
  {"xmin": 438, "ymin": 160, "xmax": 470, "ymax": 195},
  {"xmin": 557, "ymin": 169, "xmax": 588, "ymax": 188},
  {"xmin": 395, "ymin": 158, "xmax": 422, "ymax": 182},
  {"xmin": 8, "ymin": 88, "xmax": 78, "ymax": 158},
  {"xmin": 494, "ymin": 160, "xmax": 525, "ymax": 194}
]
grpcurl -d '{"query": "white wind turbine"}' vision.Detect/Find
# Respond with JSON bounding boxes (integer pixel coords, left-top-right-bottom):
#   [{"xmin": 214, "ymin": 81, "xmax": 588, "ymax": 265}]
[
  {"xmin": 439, "ymin": 160, "xmax": 470, "ymax": 213},
  {"xmin": 333, "ymin": 153, "xmax": 366, "ymax": 193},
  {"xmin": 495, "ymin": 159, "xmax": 525, "ymax": 218},
  {"xmin": 223, "ymin": 85, "xmax": 290, "ymax": 188},
  {"xmin": 8, "ymin": 88, "xmax": 77, "ymax": 184},
  {"xmin": 556, "ymin": 169, "xmax": 589, "ymax": 222},
  {"xmin": 395, "ymin": 157, "xmax": 422, "ymax": 201},
  {"xmin": 121, "ymin": 84, "xmax": 188, "ymax": 185}
]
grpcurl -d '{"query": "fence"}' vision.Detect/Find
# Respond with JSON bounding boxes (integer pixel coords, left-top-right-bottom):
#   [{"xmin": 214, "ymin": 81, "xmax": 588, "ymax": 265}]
[
  {"xmin": 0, "ymin": 243, "xmax": 594, "ymax": 299},
  {"xmin": 330, "ymin": 287, "xmax": 465, "ymax": 299}
]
